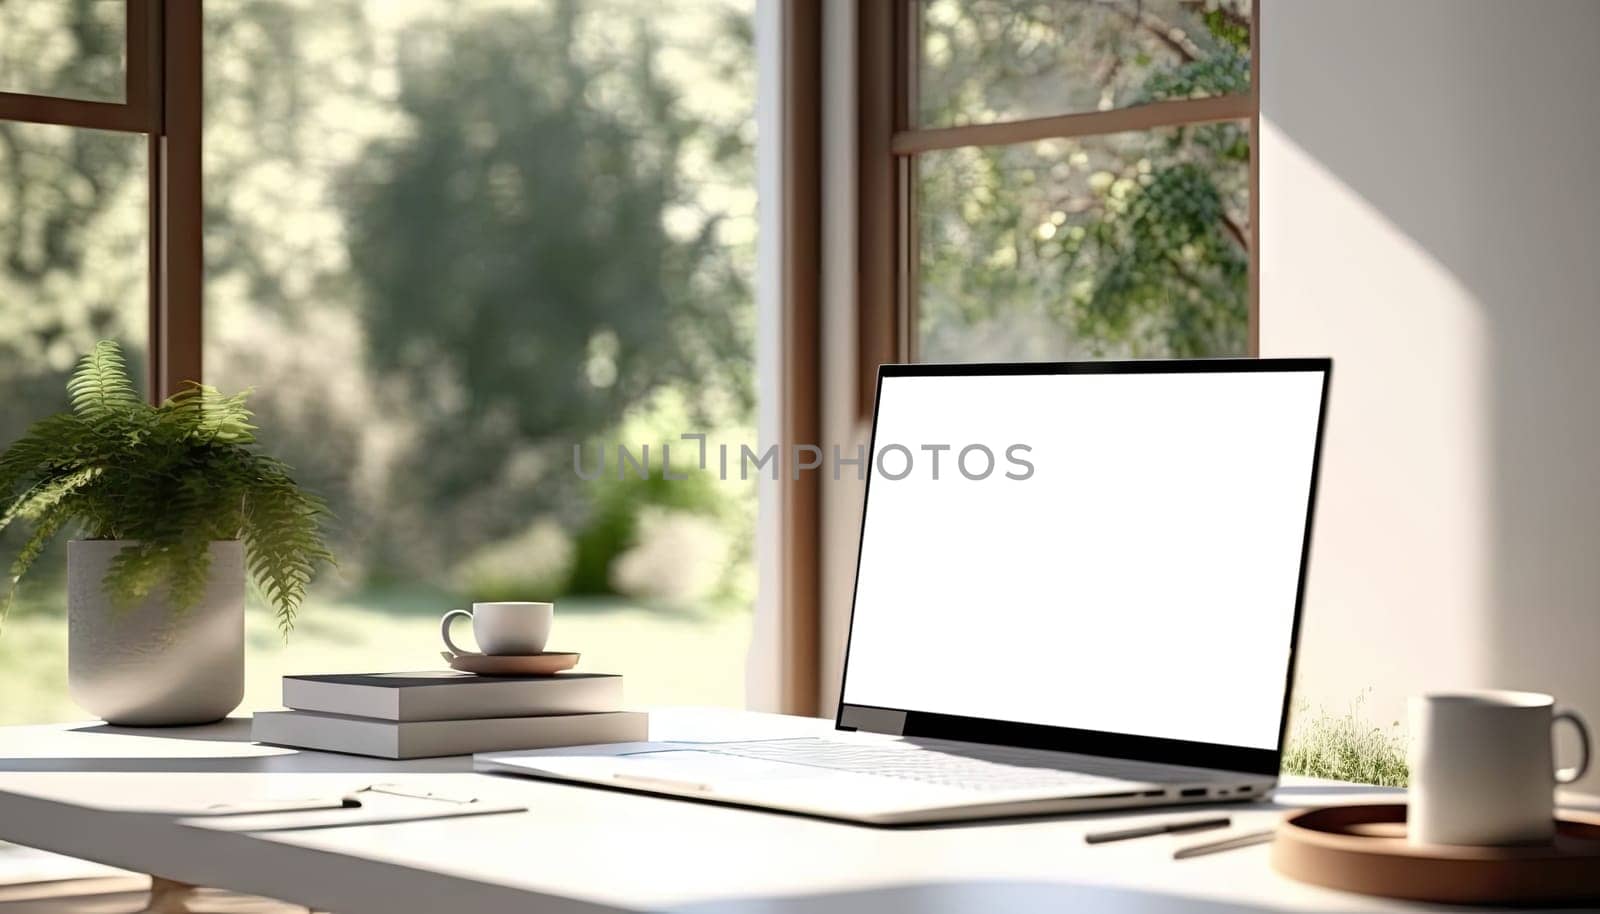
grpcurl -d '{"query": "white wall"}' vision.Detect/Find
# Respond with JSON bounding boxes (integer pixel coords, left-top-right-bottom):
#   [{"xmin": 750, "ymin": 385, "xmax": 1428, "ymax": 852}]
[{"xmin": 1262, "ymin": 0, "xmax": 1600, "ymax": 791}]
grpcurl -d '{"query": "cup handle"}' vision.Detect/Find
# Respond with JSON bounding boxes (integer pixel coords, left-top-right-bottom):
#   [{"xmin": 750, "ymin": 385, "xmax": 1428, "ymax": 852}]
[
  {"xmin": 1554, "ymin": 708, "xmax": 1591, "ymax": 784},
  {"xmin": 440, "ymin": 609, "xmax": 479, "ymax": 657}
]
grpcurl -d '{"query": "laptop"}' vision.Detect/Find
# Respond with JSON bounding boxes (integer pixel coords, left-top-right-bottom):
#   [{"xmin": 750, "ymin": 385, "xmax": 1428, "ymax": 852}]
[{"xmin": 477, "ymin": 358, "xmax": 1332, "ymax": 825}]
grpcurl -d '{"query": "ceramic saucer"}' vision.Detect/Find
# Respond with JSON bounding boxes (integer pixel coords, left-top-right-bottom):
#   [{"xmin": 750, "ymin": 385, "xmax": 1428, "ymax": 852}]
[{"xmin": 441, "ymin": 651, "xmax": 579, "ymax": 676}]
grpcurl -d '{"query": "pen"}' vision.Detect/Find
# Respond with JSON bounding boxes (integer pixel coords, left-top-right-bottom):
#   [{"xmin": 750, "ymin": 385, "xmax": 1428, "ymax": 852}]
[
  {"xmin": 1084, "ymin": 816, "xmax": 1230, "ymax": 844},
  {"xmin": 1172, "ymin": 827, "xmax": 1276, "ymax": 859},
  {"xmin": 358, "ymin": 784, "xmax": 480, "ymax": 805},
  {"xmin": 201, "ymin": 796, "xmax": 363, "ymax": 816}
]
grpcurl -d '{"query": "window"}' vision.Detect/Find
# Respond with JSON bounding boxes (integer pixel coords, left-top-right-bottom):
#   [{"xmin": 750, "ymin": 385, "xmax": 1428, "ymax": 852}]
[
  {"xmin": 860, "ymin": 0, "xmax": 1256, "ymax": 410},
  {"xmin": 0, "ymin": 0, "xmax": 760, "ymax": 722},
  {"xmin": 0, "ymin": 1, "xmax": 128, "ymax": 102},
  {"xmin": 0, "ymin": 0, "xmax": 175, "ymax": 721},
  {"xmin": 201, "ymin": 0, "xmax": 758, "ymax": 712}
]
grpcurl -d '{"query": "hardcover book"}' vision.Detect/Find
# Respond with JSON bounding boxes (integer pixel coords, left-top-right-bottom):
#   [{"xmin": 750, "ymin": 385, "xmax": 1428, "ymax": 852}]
[
  {"xmin": 252, "ymin": 709, "xmax": 648, "ymax": 759},
  {"xmin": 281, "ymin": 671, "xmax": 623, "ymax": 722}
]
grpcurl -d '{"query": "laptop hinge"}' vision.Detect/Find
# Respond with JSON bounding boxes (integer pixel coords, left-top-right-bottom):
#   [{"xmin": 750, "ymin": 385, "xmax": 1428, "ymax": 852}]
[{"xmin": 838, "ymin": 705, "xmax": 908, "ymax": 735}]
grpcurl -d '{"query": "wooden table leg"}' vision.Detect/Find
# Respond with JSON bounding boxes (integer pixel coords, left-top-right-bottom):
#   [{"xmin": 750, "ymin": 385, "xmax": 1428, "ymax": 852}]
[
  {"xmin": 141, "ymin": 875, "xmax": 319, "ymax": 913},
  {"xmin": 141, "ymin": 877, "xmax": 193, "ymax": 913}
]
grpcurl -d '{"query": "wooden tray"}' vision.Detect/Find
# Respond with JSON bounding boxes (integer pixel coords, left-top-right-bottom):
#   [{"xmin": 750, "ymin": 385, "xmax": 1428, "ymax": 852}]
[{"xmin": 1271, "ymin": 803, "xmax": 1600, "ymax": 905}]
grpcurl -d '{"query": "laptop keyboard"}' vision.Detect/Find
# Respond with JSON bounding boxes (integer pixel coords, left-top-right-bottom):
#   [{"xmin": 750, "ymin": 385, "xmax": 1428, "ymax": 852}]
[{"xmin": 691, "ymin": 737, "xmax": 1215, "ymax": 793}]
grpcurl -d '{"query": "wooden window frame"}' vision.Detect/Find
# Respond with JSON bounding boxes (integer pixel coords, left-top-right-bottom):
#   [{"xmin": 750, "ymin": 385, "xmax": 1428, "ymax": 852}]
[
  {"xmin": 0, "ymin": 0, "xmax": 203, "ymax": 403},
  {"xmin": 857, "ymin": 1, "xmax": 1262, "ymax": 416},
  {"xmin": 776, "ymin": 0, "xmax": 823, "ymax": 715}
]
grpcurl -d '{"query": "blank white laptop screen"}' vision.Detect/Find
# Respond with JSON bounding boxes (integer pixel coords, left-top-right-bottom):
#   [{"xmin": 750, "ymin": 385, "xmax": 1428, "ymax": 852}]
[{"xmin": 841, "ymin": 368, "xmax": 1327, "ymax": 751}]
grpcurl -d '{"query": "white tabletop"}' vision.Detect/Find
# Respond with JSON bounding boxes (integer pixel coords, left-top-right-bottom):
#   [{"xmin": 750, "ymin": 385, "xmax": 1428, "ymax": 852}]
[{"xmin": 0, "ymin": 708, "xmax": 1569, "ymax": 914}]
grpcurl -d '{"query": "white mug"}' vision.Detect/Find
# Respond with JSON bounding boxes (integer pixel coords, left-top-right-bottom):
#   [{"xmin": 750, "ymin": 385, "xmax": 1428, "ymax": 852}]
[
  {"xmin": 1407, "ymin": 690, "xmax": 1591, "ymax": 846},
  {"xmin": 440, "ymin": 602, "xmax": 553, "ymax": 657}
]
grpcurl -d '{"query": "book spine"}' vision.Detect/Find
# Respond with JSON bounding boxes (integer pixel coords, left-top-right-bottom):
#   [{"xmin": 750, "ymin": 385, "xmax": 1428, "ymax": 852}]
[
  {"xmin": 252, "ymin": 711, "xmax": 649, "ymax": 759},
  {"xmin": 252, "ymin": 713, "xmax": 403, "ymax": 758},
  {"xmin": 283, "ymin": 680, "xmax": 400, "ymax": 720},
  {"xmin": 408, "ymin": 711, "xmax": 648, "ymax": 758},
  {"xmin": 410, "ymin": 679, "xmax": 624, "ymax": 721}
]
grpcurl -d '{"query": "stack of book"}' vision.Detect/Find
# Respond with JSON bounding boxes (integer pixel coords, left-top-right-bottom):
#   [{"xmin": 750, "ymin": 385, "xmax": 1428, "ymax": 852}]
[{"xmin": 252, "ymin": 671, "xmax": 646, "ymax": 759}]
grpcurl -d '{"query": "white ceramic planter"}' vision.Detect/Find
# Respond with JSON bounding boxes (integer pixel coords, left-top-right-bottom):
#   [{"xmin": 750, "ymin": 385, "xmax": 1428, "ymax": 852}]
[{"xmin": 67, "ymin": 540, "xmax": 245, "ymax": 726}]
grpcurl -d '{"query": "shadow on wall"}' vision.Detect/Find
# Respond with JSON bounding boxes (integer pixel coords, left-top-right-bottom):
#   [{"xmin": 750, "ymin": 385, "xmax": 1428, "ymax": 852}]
[{"xmin": 1262, "ymin": 0, "xmax": 1600, "ymax": 789}]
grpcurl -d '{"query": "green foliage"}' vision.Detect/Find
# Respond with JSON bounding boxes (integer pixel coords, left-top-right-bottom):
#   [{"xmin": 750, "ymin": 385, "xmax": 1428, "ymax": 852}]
[
  {"xmin": 0, "ymin": 2, "xmax": 146, "ymax": 392},
  {"xmin": 1136, "ymin": 54, "xmax": 1251, "ymax": 104},
  {"xmin": 568, "ymin": 455, "xmax": 726, "ymax": 596},
  {"xmin": 345, "ymin": 2, "xmax": 754, "ymax": 534},
  {"xmin": 1201, "ymin": 7, "xmax": 1253, "ymax": 56},
  {"xmin": 455, "ymin": 519, "xmax": 575, "ymax": 604},
  {"xmin": 1283, "ymin": 700, "xmax": 1410, "ymax": 787},
  {"xmin": 1082, "ymin": 161, "xmax": 1248, "ymax": 356},
  {"xmin": 0, "ymin": 341, "xmax": 332, "ymax": 633},
  {"xmin": 916, "ymin": 0, "xmax": 1253, "ymax": 361}
]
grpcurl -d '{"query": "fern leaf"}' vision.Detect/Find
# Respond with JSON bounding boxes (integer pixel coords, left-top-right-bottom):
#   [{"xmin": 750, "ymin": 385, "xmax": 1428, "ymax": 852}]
[
  {"xmin": 0, "ymin": 413, "xmax": 94, "ymax": 500},
  {"xmin": 102, "ymin": 541, "xmax": 168, "ymax": 610},
  {"xmin": 0, "ymin": 501, "xmax": 73, "ymax": 634},
  {"xmin": 242, "ymin": 467, "xmax": 332, "ymax": 635},
  {"xmin": 162, "ymin": 382, "xmax": 258, "ymax": 445},
  {"xmin": 66, "ymin": 340, "xmax": 140, "ymax": 423},
  {"xmin": 0, "ymin": 467, "xmax": 101, "ymax": 536},
  {"xmin": 165, "ymin": 543, "xmax": 214, "ymax": 615}
]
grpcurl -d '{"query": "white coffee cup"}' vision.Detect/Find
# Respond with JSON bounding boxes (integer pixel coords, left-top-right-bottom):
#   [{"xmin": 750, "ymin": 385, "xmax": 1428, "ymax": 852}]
[
  {"xmin": 1407, "ymin": 690, "xmax": 1591, "ymax": 846},
  {"xmin": 440, "ymin": 602, "xmax": 553, "ymax": 656}
]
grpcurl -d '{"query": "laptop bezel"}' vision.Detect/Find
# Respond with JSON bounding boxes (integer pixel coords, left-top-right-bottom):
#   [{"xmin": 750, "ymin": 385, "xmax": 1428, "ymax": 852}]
[{"xmin": 833, "ymin": 357, "xmax": 1333, "ymax": 778}]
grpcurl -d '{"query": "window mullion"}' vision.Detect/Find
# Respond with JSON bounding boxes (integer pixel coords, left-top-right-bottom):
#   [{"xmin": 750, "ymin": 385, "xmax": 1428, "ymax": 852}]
[
  {"xmin": 147, "ymin": 0, "xmax": 203, "ymax": 402},
  {"xmin": 890, "ymin": 93, "xmax": 1255, "ymax": 156}
]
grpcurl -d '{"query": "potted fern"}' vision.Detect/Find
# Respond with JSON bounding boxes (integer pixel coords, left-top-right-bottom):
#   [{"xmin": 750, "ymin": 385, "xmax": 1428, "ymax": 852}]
[{"xmin": 0, "ymin": 341, "xmax": 331, "ymax": 725}]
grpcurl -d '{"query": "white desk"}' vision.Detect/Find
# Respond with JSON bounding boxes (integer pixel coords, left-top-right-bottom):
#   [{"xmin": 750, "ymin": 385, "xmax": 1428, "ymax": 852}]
[{"xmin": 0, "ymin": 708, "xmax": 1569, "ymax": 914}]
